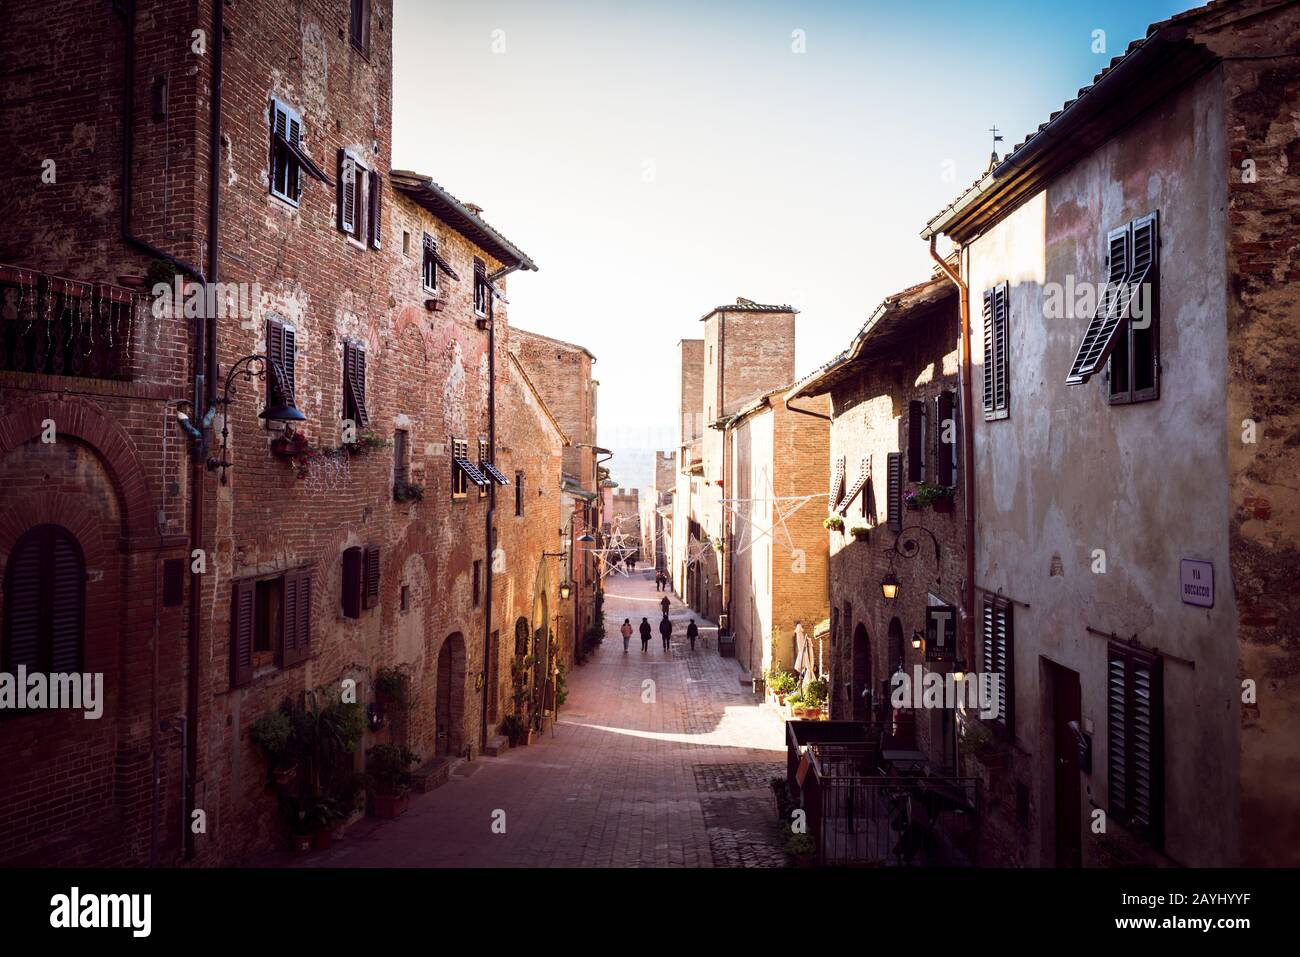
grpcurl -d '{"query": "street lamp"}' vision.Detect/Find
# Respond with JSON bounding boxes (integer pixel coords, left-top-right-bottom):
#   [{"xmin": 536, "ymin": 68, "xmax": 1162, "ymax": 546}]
[
  {"xmin": 206, "ymin": 353, "xmax": 306, "ymax": 484},
  {"xmin": 880, "ymin": 572, "xmax": 900, "ymax": 602},
  {"xmin": 910, "ymin": 629, "xmax": 923, "ymax": 650},
  {"xmin": 559, "ymin": 582, "xmax": 572, "ymax": 600}
]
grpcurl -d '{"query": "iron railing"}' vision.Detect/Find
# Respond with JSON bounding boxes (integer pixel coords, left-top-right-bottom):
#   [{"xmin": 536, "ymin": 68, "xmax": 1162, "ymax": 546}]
[
  {"xmin": 0, "ymin": 265, "xmax": 139, "ymax": 381},
  {"xmin": 787, "ymin": 719, "xmax": 979, "ymax": 866}
]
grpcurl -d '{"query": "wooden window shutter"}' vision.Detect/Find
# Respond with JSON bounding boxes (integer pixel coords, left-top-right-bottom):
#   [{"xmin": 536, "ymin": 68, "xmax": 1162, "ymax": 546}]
[
  {"xmin": 343, "ymin": 341, "xmax": 370, "ymax": 429},
  {"xmin": 3, "ymin": 525, "xmax": 83, "ymax": 674},
  {"xmin": 281, "ymin": 326, "xmax": 296, "ymax": 402},
  {"xmin": 4, "ymin": 531, "xmax": 43, "ymax": 671},
  {"xmin": 341, "ymin": 547, "xmax": 363, "ymax": 619},
  {"xmin": 886, "ymin": 452, "xmax": 902, "ymax": 532},
  {"xmin": 49, "ymin": 532, "xmax": 82, "ymax": 672},
  {"xmin": 338, "ymin": 150, "xmax": 357, "ymax": 235},
  {"xmin": 980, "ymin": 596, "xmax": 1013, "ymax": 734},
  {"xmin": 935, "ymin": 391, "xmax": 955, "ymax": 487},
  {"xmin": 363, "ymin": 545, "xmax": 380, "ymax": 609},
  {"xmin": 1107, "ymin": 640, "xmax": 1164, "ymax": 845},
  {"xmin": 906, "ymin": 400, "xmax": 925, "ymax": 482},
  {"xmin": 992, "ymin": 283, "xmax": 1009, "ymax": 412},
  {"xmin": 981, "ymin": 289, "xmax": 996, "ymax": 414},
  {"xmin": 369, "ymin": 170, "xmax": 382, "ymax": 249},
  {"xmin": 280, "ymin": 568, "xmax": 313, "ymax": 668},
  {"xmin": 230, "ymin": 577, "xmax": 256, "ymax": 687}
]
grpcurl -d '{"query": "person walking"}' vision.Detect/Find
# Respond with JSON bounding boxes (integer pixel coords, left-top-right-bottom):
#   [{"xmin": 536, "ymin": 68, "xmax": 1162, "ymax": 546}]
[
  {"xmin": 659, "ymin": 613, "xmax": 672, "ymax": 651},
  {"xmin": 620, "ymin": 618, "xmax": 633, "ymax": 653},
  {"xmin": 660, "ymin": 593, "xmax": 670, "ymax": 617},
  {"xmin": 639, "ymin": 617, "xmax": 652, "ymax": 653},
  {"xmin": 686, "ymin": 619, "xmax": 699, "ymax": 652},
  {"xmin": 654, "ymin": 571, "xmax": 662, "ymax": 591}
]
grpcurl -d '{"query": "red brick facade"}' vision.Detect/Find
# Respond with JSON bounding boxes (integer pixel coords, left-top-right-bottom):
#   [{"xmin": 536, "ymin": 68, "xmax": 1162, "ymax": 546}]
[{"xmin": 0, "ymin": 0, "xmax": 577, "ymax": 866}]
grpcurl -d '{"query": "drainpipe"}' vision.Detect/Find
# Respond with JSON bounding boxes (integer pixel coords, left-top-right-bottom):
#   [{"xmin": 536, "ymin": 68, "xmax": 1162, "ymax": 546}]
[{"xmin": 929, "ymin": 236, "xmax": 976, "ymax": 669}]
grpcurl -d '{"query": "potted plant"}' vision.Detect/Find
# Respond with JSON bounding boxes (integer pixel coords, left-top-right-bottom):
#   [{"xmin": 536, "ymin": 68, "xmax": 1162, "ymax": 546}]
[
  {"xmin": 271, "ymin": 428, "xmax": 310, "ymax": 459},
  {"xmin": 915, "ymin": 482, "xmax": 955, "ymax": 513},
  {"xmin": 786, "ymin": 832, "xmax": 816, "ymax": 867},
  {"xmin": 848, "ymin": 525, "xmax": 870, "ymax": 541},
  {"xmin": 500, "ymin": 714, "xmax": 529, "ymax": 748},
  {"xmin": 767, "ymin": 670, "xmax": 798, "ymax": 705},
  {"xmin": 822, "ymin": 515, "xmax": 845, "ymax": 532},
  {"xmin": 393, "ymin": 479, "xmax": 424, "ymax": 503},
  {"xmin": 281, "ymin": 792, "xmax": 338, "ymax": 854},
  {"xmin": 373, "ymin": 666, "xmax": 410, "ymax": 712},
  {"xmin": 903, "ymin": 487, "xmax": 920, "ymax": 510},
  {"xmin": 366, "ymin": 744, "xmax": 419, "ymax": 818},
  {"xmin": 249, "ymin": 707, "xmax": 298, "ymax": 786}
]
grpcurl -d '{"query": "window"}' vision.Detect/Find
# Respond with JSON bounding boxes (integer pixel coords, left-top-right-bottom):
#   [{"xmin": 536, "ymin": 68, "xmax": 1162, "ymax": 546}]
[
  {"xmin": 2, "ymin": 524, "xmax": 84, "ymax": 676},
  {"xmin": 338, "ymin": 151, "xmax": 382, "ymax": 249},
  {"xmin": 400, "ymin": 584, "xmax": 410, "ymax": 613},
  {"xmin": 1108, "ymin": 213, "xmax": 1160, "ymax": 404},
  {"xmin": 906, "ymin": 399, "xmax": 926, "ymax": 482},
  {"xmin": 981, "ymin": 281, "xmax": 1010, "ymax": 419},
  {"xmin": 1067, "ymin": 212, "xmax": 1159, "ymax": 402},
  {"xmin": 270, "ymin": 99, "xmax": 302, "ymax": 204},
  {"xmin": 838, "ymin": 458, "xmax": 870, "ymax": 518},
  {"xmin": 828, "ymin": 456, "xmax": 845, "ymax": 512},
  {"xmin": 349, "ymin": 0, "xmax": 371, "ymax": 56},
  {"xmin": 230, "ymin": 568, "xmax": 311, "ymax": 687},
  {"xmin": 341, "ymin": 545, "xmax": 379, "ymax": 618},
  {"xmin": 479, "ymin": 438, "xmax": 510, "ymax": 490},
  {"xmin": 269, "ymin": 99, "xmax": 328, "ymax": 205},
  {"xmin": 393, "ymin": 428, "xmax": 409, "ymax": 492},
  {"xmin": 1107, "ymin": 639, "xmax": 1164, "ymax": 846},
  {"xmin": 452, "ymin": 438, "xmax": 488, "ymax": 498},
  {"xmin": 342, "ymin": 340, "xmax": 369, "ymax": 430},
  {"xmin": 886, "ymin": 452, "xmax": 902, "ymax": 532},
  {"xmin": 473, "ymin": 560, "xmax": 482, "ymax": 606},
  {"xmin": 402, "ymin": 231, "xmax": 410, "ymax": 255},
  {"xmin": 266, "ymin": 317, "xmax": 296, "ymax": 415},
  {"xmin": 478, "ymin": 439, "xmax": 490, "ymax": 499},
  {"xmin": 515, "ymin": 471, "xmax": 524, "ymax": 516},
  {"xmin": 980, "ymin": 595, "xmax": 1013, "ymax": 734},
  {"xmin": 934, "ymin": 391, "xmax": 957, "ymax": 487},
  {"xmin": 473, "ymin": 258, "xmax": 490, "ymax": 317},
  {"xmin": 422, "ymin": 234, "xmax": 439, "ymax": 293}
]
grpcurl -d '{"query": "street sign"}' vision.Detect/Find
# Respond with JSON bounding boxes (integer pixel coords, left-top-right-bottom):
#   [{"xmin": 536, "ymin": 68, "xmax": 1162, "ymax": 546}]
[{"xmin": 1179, "ymin": 559, "xmax": 1214, "ymax": 608}]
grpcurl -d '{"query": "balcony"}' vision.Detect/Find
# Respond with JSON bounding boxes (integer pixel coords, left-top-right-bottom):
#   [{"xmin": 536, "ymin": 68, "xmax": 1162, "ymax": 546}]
[
  {"xmin": 0, "ymin": 265, "xmax": 139, "ymax": 381},
  {"xmin": 785, "ymin": 719, "xmax": 979, "ymax": 866}
]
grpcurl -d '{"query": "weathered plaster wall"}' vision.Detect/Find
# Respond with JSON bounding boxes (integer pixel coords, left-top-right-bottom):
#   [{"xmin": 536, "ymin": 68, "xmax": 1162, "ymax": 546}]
[{"xmin": 966, "ymin": 68, "xmax": 1234, "ymax": 866}]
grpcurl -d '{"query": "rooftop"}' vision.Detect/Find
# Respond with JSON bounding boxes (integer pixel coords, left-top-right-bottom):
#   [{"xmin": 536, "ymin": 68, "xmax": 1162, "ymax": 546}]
[
  {"xmin": 390, "ymin": 170, "xmax": 538, "ymax": 272},
  {"xmin": 699, "ymin": 297, "xmax": 799, "ymax": 322}
]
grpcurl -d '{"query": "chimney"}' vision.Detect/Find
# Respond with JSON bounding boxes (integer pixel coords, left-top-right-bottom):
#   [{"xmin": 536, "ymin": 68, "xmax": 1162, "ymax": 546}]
[{"xmin": 465, "ymin": 202, "xmax": 484, "ymax": 216}]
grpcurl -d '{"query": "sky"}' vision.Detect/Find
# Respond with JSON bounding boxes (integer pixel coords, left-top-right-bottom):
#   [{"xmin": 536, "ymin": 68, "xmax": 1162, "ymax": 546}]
[{"xmin": 392, "ymin": 0, "xmax": 1188, "ymax": 484}]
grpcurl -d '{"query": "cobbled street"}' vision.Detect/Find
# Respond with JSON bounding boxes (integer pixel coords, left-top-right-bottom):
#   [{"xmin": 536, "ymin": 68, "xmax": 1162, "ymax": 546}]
[{"xmin": 279, "ymin": 568, "xmax": 788, "ymax": 867}]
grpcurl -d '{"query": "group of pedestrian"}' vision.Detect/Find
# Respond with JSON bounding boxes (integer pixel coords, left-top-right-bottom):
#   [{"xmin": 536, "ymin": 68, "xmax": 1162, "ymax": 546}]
[
  {"xmin": 654, "ymin": 570, "xmax": 668, "ymax": 591},
  {"xmin": 619, "ymin": 591, "xmax": 700, "ymax": 654}
]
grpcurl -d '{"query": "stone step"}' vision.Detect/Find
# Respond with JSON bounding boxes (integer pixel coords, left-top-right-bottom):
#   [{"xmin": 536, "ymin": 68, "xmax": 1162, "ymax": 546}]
[
  {"xmin": 409, "ymin": 756, "xmax": 456, "ymax": 794},
  {"xmin": 482, "ymin": 734, "xmax": 510, "ymax": 757}
]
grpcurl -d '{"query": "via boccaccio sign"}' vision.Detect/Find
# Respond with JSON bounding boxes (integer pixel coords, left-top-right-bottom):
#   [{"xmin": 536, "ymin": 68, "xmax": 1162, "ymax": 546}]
[{"xmin": 1179, "ymin": 559, "xmax": 1214, "ymax": 608}]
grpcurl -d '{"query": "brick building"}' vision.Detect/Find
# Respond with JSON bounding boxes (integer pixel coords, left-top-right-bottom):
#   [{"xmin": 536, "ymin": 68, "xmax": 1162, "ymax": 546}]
[
  {"xmin": 917, "ymin": 0, "xmax": 1300, "ymax": 867},
  {"xmin": 678, "ymin": 300, "xmax": 797, "ymax": 625},
  {"xmin": 671, "ymin": 338, "xmax": 704, "ymax": 598},
  {"xmin": 640, "ymin": 450, "xmax": 675, "ymax": 574},
  {"xmin": 509, "ymin": 327, "xmax": 603, "ymax": 665},
  {"xmin": 720, "ymin": 389, "xmax": 830, "ymax": 680},
  {"xmin": 787, "ymin": 276, "xmax": 965, "ymax": 773},
  {"xmin": 0, "ymin": 0, "xmax": 566, "ymax": 865}
]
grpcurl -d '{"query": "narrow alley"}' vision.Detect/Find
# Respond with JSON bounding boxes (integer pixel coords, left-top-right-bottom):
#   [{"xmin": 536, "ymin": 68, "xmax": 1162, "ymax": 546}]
[{"xmin": 284, "ymin": 569, "xmax": 787, "ymax": 867}]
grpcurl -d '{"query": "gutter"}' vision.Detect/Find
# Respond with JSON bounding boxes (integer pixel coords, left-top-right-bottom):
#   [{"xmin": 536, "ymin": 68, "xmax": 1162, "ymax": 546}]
[{"xmin": 928, "ymin": 236, "xmax": 976, "ymax": 671}]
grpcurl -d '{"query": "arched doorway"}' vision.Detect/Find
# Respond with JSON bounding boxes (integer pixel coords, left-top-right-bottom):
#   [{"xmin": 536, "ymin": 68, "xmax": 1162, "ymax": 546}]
[
  {"xmin": 435, "ymin": 633, "xmax": 466, "ymax": 757},
  {"xmin": 851, "ymin": 623, "xmax": 871, "ymax": 721}
]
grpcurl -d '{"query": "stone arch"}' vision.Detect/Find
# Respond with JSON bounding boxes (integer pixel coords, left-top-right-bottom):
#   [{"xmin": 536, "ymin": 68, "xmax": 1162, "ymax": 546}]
[{"xmin": 0, "ymin": 397, "xmax": 155, "ymax": 543}]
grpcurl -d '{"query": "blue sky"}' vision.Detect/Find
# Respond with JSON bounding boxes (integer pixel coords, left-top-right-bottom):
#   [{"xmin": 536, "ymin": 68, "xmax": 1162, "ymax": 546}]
[{"xmin": 392, "ymin": 0, "xmax": 1189, "ymax": 465}]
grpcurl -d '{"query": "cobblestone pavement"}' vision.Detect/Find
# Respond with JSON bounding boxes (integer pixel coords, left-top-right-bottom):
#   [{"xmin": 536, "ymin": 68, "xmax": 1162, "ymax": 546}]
[{"xmin": 275, "ymin": 568, "xmax": 788, "ymax": 867}]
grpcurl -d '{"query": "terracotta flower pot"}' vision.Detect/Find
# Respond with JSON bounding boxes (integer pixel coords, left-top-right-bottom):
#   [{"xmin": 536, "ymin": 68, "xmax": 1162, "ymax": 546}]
[{"xmin": 372, "ymin": 790, "xmax": 409, "ymax": 819}]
